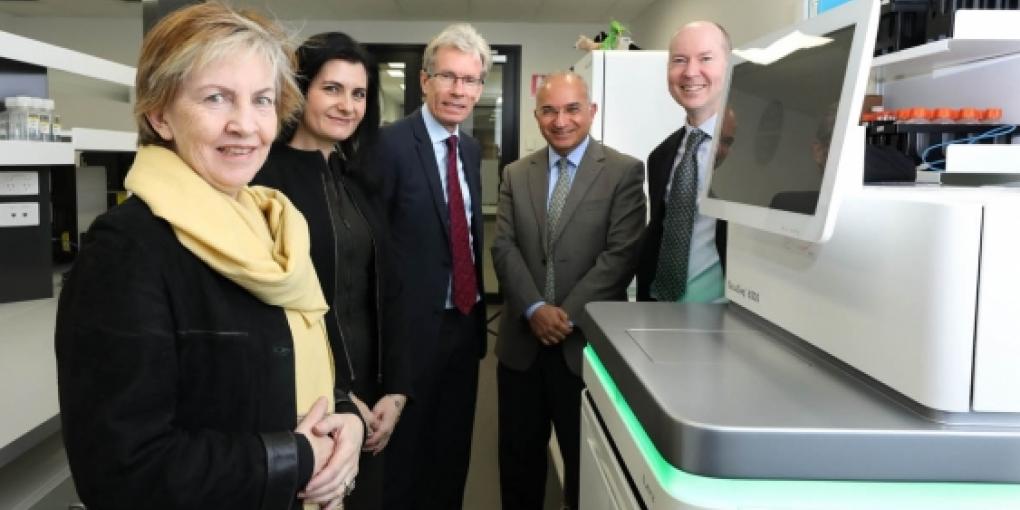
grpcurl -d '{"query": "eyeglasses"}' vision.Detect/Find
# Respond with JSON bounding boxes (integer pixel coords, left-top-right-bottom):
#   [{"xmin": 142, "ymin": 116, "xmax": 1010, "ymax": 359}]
[{"xmin": 427, "ymin": 71, "xmax": 485, "ymax": 89}]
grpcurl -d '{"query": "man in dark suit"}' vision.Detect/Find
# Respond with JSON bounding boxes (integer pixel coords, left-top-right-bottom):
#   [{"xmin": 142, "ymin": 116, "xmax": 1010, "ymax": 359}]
[
  {"xmin": 637, "ymin": 21, "xmax": 732, "ymax": 303},
  {"xmin": 492, "ymin": 72, "xmax": 646, "ymax": 510},
  {"xmin": 376, "ymin": 23, "xmax": 491, "ymax": 510}
]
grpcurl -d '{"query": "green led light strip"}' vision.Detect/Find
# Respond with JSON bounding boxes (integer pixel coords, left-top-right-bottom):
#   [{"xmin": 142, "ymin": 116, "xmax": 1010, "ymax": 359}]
[{"xmin": 584, "ymin": 344, "xmax": 1020, "ymax": 508}]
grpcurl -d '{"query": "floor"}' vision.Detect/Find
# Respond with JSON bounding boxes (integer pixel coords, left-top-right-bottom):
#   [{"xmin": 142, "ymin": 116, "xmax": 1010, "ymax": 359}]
[{"xmin": 462, "ymin": 305, "xmax": 563, "ymax": 510}]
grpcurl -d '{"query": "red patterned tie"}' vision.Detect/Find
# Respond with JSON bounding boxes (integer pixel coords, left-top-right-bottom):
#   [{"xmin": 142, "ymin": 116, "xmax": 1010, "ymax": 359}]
[{"xmin": 445, "ymin": 135, "xmax": 476, "ymax": 315}]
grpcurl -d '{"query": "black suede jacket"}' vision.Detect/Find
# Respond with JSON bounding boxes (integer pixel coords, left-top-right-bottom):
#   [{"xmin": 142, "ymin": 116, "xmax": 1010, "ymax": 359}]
[
  {"xmin": 55, "ymin": 197, "xmax": 357, "ymax": 510},
  {"xmin": 254, "ymin": 142, "xmax": 410, "ymax": 399}
]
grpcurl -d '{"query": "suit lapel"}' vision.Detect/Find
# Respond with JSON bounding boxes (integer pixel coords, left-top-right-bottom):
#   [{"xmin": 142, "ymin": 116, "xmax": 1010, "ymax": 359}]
[
  {"xmin": 527, "ymin": 151, "xmax": 550, "ymax": 249},
  {"xmin": 653, "ymin": 127, "xmax": 685, "ymax": 192},
  {"xmin": 550, "ymin": 141, "xmax": 604, "ymax": 246},
  {"xmin": 650, "ymin": 127, "xmax": 685, "ymax": 219},
  {"xmin": 459, "ymin": 130, "xmax": 484, "ymax": 257},
  {"xmin": 411, "ymin": 110, "xmax": 450, "ymax": 240}
]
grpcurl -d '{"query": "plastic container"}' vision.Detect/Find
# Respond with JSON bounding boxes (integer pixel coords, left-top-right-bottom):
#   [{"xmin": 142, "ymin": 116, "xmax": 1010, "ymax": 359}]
[
  {"xmin": 26, "ymin": 97, "xmax": 42, "ymax": 141},
  {"xmin": 957, "ymin": 107, "xmax": 981, "ymax": 123},
  {"xmin": 51, "ymin": 113, "xmax": 62, "ymax": 142},
  {"xmin": 37, "ymin": 98, "xmax": 52, "ymax": 142},
  {"xmin": 931, "ymin": 107, "xmax": 956, "ymax": 123},
  {"xmin": 983, "ymin": 108, "xmax": 1003, "ymax": 123},
  {"xmin": 870, "ymin": 106, "xmax": 896, "ymax": 123},
  {"xmin": 904, "ymin": 107, "xmax": 931, "ymax": 123},
  {"xmin": 5, "ymin": 97, "xmax": 32, "ymax": 140}
]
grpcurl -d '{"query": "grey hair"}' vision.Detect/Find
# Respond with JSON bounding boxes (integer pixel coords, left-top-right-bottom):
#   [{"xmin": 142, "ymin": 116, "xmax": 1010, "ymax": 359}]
[
  {"xmin": 536, "ymin": 71, "xmax": 592, "ymax": 104},
  {"xmin": 423, "ymin": 23, "xmax": 492, "ymax": 79}
]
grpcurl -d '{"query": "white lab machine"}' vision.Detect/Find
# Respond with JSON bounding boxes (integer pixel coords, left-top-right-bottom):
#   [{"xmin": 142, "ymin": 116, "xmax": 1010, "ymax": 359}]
[{"xmin": 578, "ymin": 0, "xmax": 1020, "ymax": 508}]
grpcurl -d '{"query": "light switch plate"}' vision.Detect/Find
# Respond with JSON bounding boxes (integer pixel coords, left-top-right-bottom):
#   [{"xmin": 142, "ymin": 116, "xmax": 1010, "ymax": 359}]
[
  {"xmin": 0, "ymin": 171, "xmax": 39, "ymax": 196},
  {"xmin": 0, "ymin": 202, "xmax": 40, "ymax": 227}
]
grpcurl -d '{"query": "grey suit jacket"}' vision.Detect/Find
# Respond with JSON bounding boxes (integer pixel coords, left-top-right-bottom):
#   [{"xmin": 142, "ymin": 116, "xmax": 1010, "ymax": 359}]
[{"xmin": 491, "ymin": 139, "xmax": 646, "ymax": 375}]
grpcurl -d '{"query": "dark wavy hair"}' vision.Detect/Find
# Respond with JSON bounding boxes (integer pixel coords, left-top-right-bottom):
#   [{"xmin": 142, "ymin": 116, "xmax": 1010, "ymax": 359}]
[{"xmin": 283, "ymin": 32, "xmax": 380, "ymax": 178}]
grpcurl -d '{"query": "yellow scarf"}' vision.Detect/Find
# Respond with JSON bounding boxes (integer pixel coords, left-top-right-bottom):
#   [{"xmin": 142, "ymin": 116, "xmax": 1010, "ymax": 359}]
[{"xmin": 125, "ymin": 146, "xmax": 334, "ymax": 421}]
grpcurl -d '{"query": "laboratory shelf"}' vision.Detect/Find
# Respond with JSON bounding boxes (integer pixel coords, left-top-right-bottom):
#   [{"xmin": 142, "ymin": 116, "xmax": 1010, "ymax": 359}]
[
  {"xmin": 71, "ymin": 128, "xmax": 137, "ymax": 153},
  {"xmin": 0, "ymin": 140, "xmax": 74, "ymax": 166},
  {"xmin": 0, "ymin": 29, "xmax": 135, "ymax": 87},
  {"xmin": 872, "ymin": 38, "xmax": 1020, "ymax": 81},
  {"xmin": 872, "ymin": 10, "xmax": 1020, "ymax": 82}
]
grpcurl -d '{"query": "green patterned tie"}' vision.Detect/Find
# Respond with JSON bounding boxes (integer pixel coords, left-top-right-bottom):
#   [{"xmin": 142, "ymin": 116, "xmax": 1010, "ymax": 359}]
[
  {"xmin": 651, "ymin": 128, "xmax": 706, "ymax": 301},
  {"xmin": 544, "ymin": 157, "xmax": 571, "ymax": 302}
]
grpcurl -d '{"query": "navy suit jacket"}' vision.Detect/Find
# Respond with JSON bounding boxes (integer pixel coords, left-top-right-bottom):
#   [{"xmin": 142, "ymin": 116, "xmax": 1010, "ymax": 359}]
[
  {"xmin": 377, "ymin": 109, "xmax": 488, "ymax": 381},
  {"xmin": 636, "ymin": 126, "xmax": 727, "ymax": 301}
]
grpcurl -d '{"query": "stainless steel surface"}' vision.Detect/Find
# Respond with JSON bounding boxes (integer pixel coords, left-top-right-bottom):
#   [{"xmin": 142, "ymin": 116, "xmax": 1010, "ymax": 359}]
[{"xmin": 579, "ymin": 301, "xmax": 1020, "ymax": 482}]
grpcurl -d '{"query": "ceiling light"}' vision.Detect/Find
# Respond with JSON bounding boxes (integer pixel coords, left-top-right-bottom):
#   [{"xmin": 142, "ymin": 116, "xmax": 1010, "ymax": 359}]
[
  {"xmin": 386, "ymin": 69, "xmax": 405, "ymax": 78},
  {"xmin": 732, "ymin": 31, "xmax": 833, "ymax": 66},
  {"xmin": 388, "ymin": 62, "xmax": 406, "ymax": 69}
]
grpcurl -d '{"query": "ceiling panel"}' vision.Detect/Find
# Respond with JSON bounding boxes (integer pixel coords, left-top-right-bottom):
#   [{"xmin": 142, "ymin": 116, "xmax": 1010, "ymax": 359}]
[
  {"xmin": 321, "ymin": 0, "xmax": 403, "ymax": 19},
  {"xmin": 0, "ymin": 0, "xmax": 140, "ymax": 18},
  {"xmin": 604, "ymin": 0, "xmax": 656, "ymax": 23},
  {"xmin": 0, "ymin": 0, "xmax": 650, "ymax": 23},
  {"xmin": 240, "ymin": 0, "xmax": 338, "ymax": 20},
  {"xmin": 467, "ymin": 0, "xmax": 541, "ymax": 22},
  {"xmin": 395, "ymin": 0, "xmax": 470, "ymax": 20},
  {"xmin": 534, "ymin": 0, "xmax": 616, "ymax": 23}
]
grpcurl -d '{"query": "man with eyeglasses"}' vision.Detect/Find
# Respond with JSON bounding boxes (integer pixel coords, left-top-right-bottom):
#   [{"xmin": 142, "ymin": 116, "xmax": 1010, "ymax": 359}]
[
  {"xmin": 491, "ymin": 72, "xmax": 646, "ymax": 510},
  {"xmin": 376, "ymin": 23, "xmax": 491, "ymax": 510}
]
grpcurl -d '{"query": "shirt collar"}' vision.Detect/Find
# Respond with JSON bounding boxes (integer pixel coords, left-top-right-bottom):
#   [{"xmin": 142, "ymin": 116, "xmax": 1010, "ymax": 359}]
[
  {"xmin": 547, "ymin": 136, "xmax": 591, "ymax": 170},
  {"xmin": 421, "ymin": 105, "xmax": 457, "ymax": 143},
  {"xmin": 686, "ymin": 113, "xmax": 718, "ymax": 142}
]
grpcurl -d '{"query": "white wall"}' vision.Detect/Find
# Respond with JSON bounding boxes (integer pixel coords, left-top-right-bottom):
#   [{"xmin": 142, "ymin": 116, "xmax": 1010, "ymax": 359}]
[
  {"xmin": 2, "ymin": 16, "xmax": 140, "ymax": 66},
  {"xmin": 1, "ymin": 16, "xmax": 604, "ymax": 156},
  {"xmin": 628, "ymin": 0, "xmax": 805, "ymax": 50}
]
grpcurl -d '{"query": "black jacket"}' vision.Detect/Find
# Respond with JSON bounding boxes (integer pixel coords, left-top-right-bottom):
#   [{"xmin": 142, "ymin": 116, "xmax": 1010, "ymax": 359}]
[
  {"xmin": 637, "ymin": 126, "xmax": 727, "ymax": 301},
  {"xmin": 377, "ymin": 109, "xmax": 488, "ymax": 375},
  {"xmin": 254, "ymin": 142, "xmax": 409, "ymax": 398},
  {"xmin": 55, "ymin": 197, "xmax": 355, "ymax": 510}
]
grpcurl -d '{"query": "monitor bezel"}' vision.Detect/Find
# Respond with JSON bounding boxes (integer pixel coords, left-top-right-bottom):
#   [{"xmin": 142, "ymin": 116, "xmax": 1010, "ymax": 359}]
[{"xmin": 700, "ymin": 0, "xmax": 879, "ymax": 243}]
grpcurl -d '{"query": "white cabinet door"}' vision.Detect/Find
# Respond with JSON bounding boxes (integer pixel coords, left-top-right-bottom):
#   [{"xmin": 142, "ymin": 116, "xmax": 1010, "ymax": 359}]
[{"xmin": 580, "ymin": 390, "xmax": 641, "ymax": 510}]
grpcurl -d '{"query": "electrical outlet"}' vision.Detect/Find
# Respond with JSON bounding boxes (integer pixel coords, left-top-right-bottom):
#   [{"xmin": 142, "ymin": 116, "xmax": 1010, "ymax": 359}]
[
  {"xmin": 0, "ymin": 202, "xmax": 40, "ymax": 227},
  {"xmin": 0, "ymin": 172, "xmax": 39, "ymax": 196}
]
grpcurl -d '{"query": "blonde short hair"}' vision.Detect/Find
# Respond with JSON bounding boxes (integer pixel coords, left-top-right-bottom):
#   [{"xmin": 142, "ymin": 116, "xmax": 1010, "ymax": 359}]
[
  {"xmin": 133, "ymin": 1, "xmax": 301, "ymax": 147},
  {"xmin": 423, "ymin": 23, "xmax": 492, "ymax": 79}
]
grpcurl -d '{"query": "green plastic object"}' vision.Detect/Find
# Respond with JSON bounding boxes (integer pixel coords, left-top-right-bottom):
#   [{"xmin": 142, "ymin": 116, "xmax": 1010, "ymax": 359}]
[
  {"xmin": 600, "ymin": 20, "xmax": 627, "ymax": 50},
  {"xmin": 583, "ymin": 344, "xmax": 1020, "ymax": 509}
]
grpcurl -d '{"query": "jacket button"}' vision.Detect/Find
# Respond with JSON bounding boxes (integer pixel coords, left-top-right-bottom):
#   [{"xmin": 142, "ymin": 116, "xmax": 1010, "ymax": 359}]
[{"xmin": 272, "ymin": 346, "xmax": 292, "ymax": 357}]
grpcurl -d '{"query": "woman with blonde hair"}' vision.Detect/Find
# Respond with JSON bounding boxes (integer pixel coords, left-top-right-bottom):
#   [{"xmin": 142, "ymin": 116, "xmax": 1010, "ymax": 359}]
[{"xmin": 55, "ymin": 3, "xmax": 362, "ymax": 509}]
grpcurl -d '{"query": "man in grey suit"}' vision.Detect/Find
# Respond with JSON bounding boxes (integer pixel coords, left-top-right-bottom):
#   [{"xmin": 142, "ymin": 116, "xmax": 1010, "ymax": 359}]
[{"xmin": 491, "ymin": 72, "xmax": 646, "ymax": 510}]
